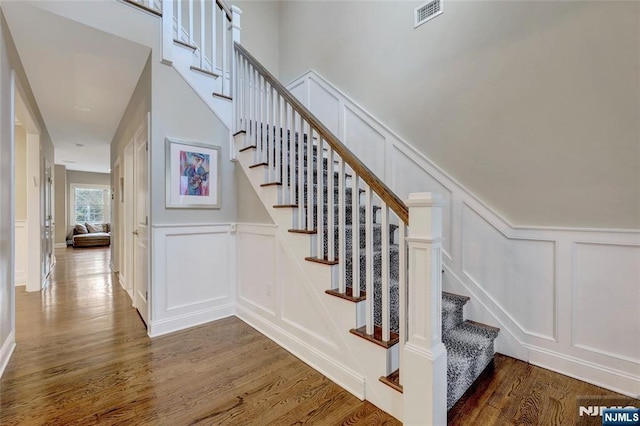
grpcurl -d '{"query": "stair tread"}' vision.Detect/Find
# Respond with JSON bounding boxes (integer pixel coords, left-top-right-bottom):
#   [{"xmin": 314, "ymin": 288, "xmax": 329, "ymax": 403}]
[
  {"xmin": 349, "ymin": 325, "xmax": 399, "ymax": 349},
  {"xmin": 305, "ymin": 256, "xmax": 339, "ymax": 266},
  {"xmin": 379, "ymin": 369, "xmax": 403, "ymax": 393},
  {"xmin": 288, "ymin": 229, "xmax": 317, "ymax": 235},
  {"xmin": 325, "ymin": 288, "xmax": 366, "ymax": 302},
  {"xmin": 443, "ymin": 320, "xmax": 499, "ymax": 354},
  {"xmin": 442, "ymin": 291, "xmax": 470, "ymax": 305},
  {"xmin": 190, "ymin": 65, "xmax": 220, "ymax": 78}
]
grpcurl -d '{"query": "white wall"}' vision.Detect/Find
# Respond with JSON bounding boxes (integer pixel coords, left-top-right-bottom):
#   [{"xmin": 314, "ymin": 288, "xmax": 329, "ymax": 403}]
[{"xmin": 279, "ymin": 1, "xmax": 640, "ymax": 230}]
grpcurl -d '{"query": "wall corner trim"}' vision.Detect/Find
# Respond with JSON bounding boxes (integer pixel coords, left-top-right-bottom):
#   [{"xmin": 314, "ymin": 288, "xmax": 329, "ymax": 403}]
[{"xmin": 0, "ymin": 332, "xmax": 17, "ymax": 378}]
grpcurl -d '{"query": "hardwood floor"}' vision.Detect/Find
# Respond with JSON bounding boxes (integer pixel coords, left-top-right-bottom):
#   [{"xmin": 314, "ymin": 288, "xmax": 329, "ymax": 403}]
[
  {"xmin": 2, "ymin": 247, "xmax": 636, "ymax": 425},
  {"xmin": 1, "ymin": 247, "xmax": 399, "ymax": 425},
  {"xmin": 448, "ymin": 355, "xmax": 639, "ymax": 426}
]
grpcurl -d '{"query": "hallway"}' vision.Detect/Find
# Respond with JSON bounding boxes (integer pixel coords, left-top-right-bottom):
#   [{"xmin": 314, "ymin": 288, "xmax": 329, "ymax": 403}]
[{"xmin": 1, "ymin": 247, "xmax": 399, "ymax": 425}]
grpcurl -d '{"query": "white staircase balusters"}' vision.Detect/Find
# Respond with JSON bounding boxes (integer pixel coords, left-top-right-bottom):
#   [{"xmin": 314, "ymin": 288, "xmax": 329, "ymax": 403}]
[
  {"xmin": 316, "ymin": 133, "xmax": 324, "ymax": 256},
  {"xmin": 327, "ymin": 146, "xmax": 335, "ymax": 262},
  {"xmin": 381, "ymin": 203, "xmax": 390, "ymax": 342},
  {"xmin": 296, "ymin": 111, "xmax": 304, "ymax": 229},
  {"xmin": 337, "ymin": 157, "xmax": 346, "ymax": 292},
  {"xmin": 162, "ymin": 0, "xmax": 235, "ymax": 98},
  {"xmin": 364, "ymin": 184, "xmax": 373, "ymax": 335},
  {"xmin": 352, "ymin": 174, "xmax": 361, "ymax": 298},
  {"xmin": 233, "ymin": 44, "xmax": 451, "ymax": 422}
]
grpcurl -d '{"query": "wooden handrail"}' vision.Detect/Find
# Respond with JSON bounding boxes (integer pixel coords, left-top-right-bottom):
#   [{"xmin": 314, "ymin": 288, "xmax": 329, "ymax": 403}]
[
  {"xmin": 216, "ymin": 0, "xmax": 232, "ymax": 21},
  {"xmin": 235, "ymin": 42, "xmax": 409, "ymax": 224}
]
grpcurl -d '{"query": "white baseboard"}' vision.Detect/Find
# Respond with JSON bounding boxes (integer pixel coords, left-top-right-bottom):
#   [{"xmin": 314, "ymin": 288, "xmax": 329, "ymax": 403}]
[
  {"xmin": 148, "ymin": 303, "xmax": 236, "ymax": 338},
  {"xmin": 54, "ymin": 243, "xmax": 67, "ymax": 249},
  {"xmin": 14, "ymin": 272, "xmax": 26, "ymax": 287},
  {"xmin": 525, "ymin": 344, "xmax": 640, "ymax": 398},
  {"xmin": 236, "ymin": 304, "xmax": 366, "ymax": 400},
  {"xmin": 0, "ymin": 332, "xmax": 16, "ymax": 378}
]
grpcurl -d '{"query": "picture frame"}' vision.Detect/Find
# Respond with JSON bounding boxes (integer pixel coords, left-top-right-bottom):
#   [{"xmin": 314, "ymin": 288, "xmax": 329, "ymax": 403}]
[{"xmin": 165, "ymin": 138, "xmax": 221, "ymax": 209}]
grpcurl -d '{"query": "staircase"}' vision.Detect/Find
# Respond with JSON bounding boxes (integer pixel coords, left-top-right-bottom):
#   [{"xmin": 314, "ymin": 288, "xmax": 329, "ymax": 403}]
[
  {"xmin": 232, "ymin": 43, "xmax": 501, "ymax": 420},
  {"xmin": 146, "ymin": 0, "xmax": 501, "ymax": 420},
  {"xmin": 442, "ymin": 292, "xmax": 499, "ymax": 409}
]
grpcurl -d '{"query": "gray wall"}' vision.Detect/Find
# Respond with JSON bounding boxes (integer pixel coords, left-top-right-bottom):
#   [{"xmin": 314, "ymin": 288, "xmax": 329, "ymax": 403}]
[
  {"xmin": 0, "ymin": 9, "xmax": 56, "ymax": 358},
  {"xmin": 54, "ymin": 164, "xmax": 66, "ymax": 244},
  {"xmin": 278, "ymin": 1, "xmax": 640, "ymax": 229},
  {"xmin": 111, "ymin": 53, "xmax": 151, "ymax": 272},
  {"xmin": 150, "ymin": 51, "xmax": 237, "ymax": 224},
  {"xmin": 67, "ymin": 170, "xmax": 110, "ymax": 187},
  {"xmin": 233, "ymin": 1, "xmax": 280, "ymax": 77},
  {"xmin": 235, "ymin": 164, "xmax": 271, "ymax": 223}
]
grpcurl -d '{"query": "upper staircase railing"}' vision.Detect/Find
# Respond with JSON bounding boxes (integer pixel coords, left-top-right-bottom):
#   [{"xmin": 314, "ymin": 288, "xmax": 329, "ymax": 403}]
[{"xmin": 161, "ymin": 0, "xmax": 237, "ymax": 98}]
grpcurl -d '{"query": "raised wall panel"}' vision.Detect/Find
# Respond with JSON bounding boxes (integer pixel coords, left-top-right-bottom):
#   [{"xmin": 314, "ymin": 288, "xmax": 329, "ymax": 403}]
[
  {"xmin": 278, "ymin": 240, "xmax": 339, "ymax": 351},
  {"xmin": 150, "ymin": 225, "xmax": 234, "ymax": 337},
  {"xmin": 344, "ymin": 106, "xmax": 385, "ymax": 179},
  {"xmin": 289, "ymin": 80, "xmax": 306, "ymax": 105},
  {"xmin": 573, "ymin": 243, "xmax": 640, "ymax": 363},
  {"xmin": 391, "ymin": 146, "xmax": 453, "ymax": 256},
  {"xmin": 461, "ymin": 204, "xmax": 556, "ymax": 340},
  {"xmin": 14, "ymin": 221, "xmax": 27, "ymax": 286},
  {"xmin": 309, "ymin": 78, "xmax": 340, "ymax": 136},
  {"xmin": 237, "ymin": 231, "xmax": 276, "ymax": 316},
  {"xmin": 165, "ymin": 231, "xmax": 230, "ymax": 311}
]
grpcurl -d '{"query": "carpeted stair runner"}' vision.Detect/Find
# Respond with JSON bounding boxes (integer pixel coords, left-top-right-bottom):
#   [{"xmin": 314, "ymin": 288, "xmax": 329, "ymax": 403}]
[{"xmin": 254, "ymin": 127, "xmax": 499, "ymax": 411}]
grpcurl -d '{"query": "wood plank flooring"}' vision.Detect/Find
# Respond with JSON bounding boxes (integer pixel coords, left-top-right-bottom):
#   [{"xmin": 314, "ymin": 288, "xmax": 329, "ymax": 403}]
[
  {"xmin": 2, "ymin": 247, "xmax": 636, "ymax": 425},
  {"xmin": 0, "ymin": 247, "xmax": 399, "ymax": 425},
  {"xmin": 448, "ymin": 354, "xmax": 638, "ymax": 426}
]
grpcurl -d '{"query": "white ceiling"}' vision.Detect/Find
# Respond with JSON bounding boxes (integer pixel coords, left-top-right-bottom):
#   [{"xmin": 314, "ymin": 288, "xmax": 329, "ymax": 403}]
[{"xmin": 3, "ymin": 2, "xmax": 150, "ymax": 174}]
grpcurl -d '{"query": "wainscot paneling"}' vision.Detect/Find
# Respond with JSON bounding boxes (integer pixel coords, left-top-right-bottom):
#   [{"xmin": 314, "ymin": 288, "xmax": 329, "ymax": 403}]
[
  {"xmin": 461, "ymin": 203, "xmax": 556, "ymax": 341},
  {"xmin": 286, "ymin": 70, "xmax": 640, "ymax": 397},
  {"xmin": 235, "ymin": 223, "xmax": 366, "ymax": 400},
  {"xmin": 14, "ymin": 221, "xmax": 27, "ymax": 286},
  {"xmin": 237, "ymin": 227, "xmax": 277, "ymax": 317},
  {"xmin": 149, "ymin": 224, "xmax": 235, "ymax": 337},
  {"xmin": 572, "ymin": 242, "xmax": 640, "ymax": 364},
  {"xmin": 309, "ymin": 78, "xmax": 340, "ymax": 136}
]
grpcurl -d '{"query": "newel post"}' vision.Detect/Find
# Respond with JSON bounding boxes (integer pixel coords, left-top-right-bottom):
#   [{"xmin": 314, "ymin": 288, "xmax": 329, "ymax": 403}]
[
  {"xmin": 230, "ymin": 5, "xmax": 242, "ymax": 160},
  {"xmin": 403, "ymin": 192, "xmax": 447, "ymax": 426},
  {"xmin": 161, "ymin": 0, "xmax": 174, "ymax": 65}
]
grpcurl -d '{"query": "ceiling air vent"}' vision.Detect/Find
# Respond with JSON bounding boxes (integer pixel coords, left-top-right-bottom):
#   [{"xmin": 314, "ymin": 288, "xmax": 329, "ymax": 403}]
[{"xmin": 415, "ymin": 0, "xmax": 443, "ymax": 28}]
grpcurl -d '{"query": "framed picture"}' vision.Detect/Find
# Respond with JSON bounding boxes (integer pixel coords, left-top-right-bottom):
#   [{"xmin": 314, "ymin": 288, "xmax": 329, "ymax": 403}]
[{"xmin": 165, "ymin": 138, "xmax": 221, "ymax": 209}]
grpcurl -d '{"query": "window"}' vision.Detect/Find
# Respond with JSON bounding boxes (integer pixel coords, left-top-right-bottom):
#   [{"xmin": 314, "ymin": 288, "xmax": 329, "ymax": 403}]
[{"xmin": 70, "ymin": 184, "xmax": 111, "ymax": 225}]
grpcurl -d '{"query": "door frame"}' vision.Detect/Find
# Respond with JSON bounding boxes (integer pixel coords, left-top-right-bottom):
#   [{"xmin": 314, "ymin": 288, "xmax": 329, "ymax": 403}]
[{"xmin": 132, "ymin": 115, "xmax": 150, "ymax": 325}]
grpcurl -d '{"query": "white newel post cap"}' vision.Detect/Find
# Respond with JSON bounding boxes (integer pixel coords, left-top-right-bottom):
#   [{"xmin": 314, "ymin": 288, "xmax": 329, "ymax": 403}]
[{"xmin": 405, "ymin": 192, "xmax": 446, "ymax": 241}]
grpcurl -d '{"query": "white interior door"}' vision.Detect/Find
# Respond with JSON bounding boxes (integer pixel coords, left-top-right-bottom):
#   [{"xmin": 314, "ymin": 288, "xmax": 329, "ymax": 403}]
[
  {"xmin": 123, "ymin": 143, "xmax": 134, "ymax": 299},
  {"xmin": 133, "ymin": 120, "xmax": 149, "ymax": 325}
]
